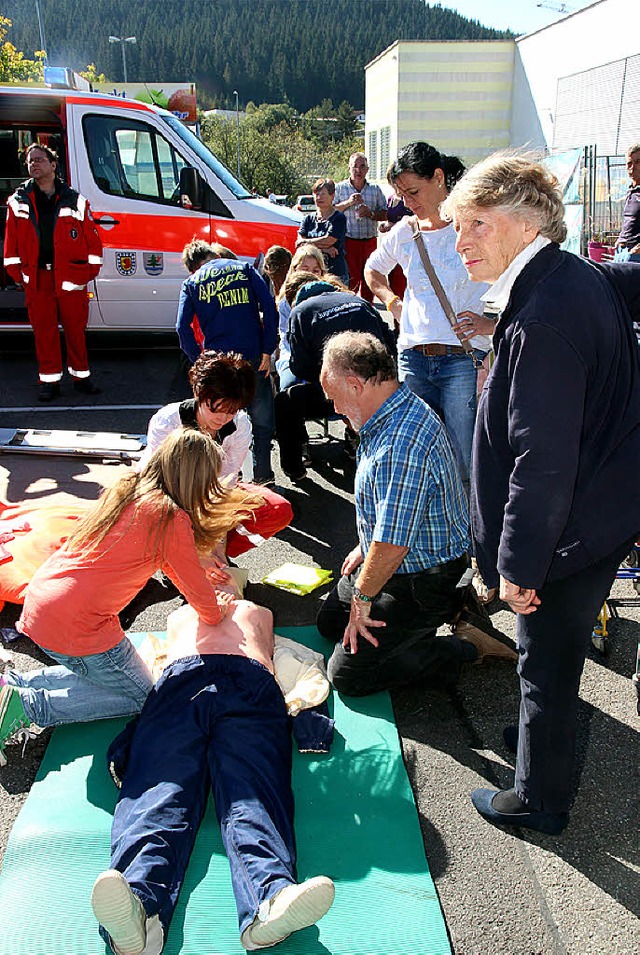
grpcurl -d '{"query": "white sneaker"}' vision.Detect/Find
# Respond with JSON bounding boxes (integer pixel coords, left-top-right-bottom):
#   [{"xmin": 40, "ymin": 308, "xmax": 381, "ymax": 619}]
[
  {"xmin": 242, "ymin": 876, "xmax": 335, "ymax": 950},
  {"xmin": 91, "ymin": 869, "xmax": 147, "ymax": 955}
]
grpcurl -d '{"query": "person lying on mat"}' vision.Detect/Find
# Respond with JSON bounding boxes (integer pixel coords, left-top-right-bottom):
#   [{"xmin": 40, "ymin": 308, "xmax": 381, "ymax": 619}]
[
  {"xmin": 91, "ymin": 597, "xmax": 335, "ymax": 955},
  {"xmin": 0, "ymin": 429, "xmax": 262, "ymax": 765},
  {"xmin": 139, "ymin": 349, "xmax": 293, "ymax": 558}
]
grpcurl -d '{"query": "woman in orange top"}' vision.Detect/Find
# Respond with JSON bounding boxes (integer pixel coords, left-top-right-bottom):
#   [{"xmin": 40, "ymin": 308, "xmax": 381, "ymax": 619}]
[{"xmin": 0, "ymin": 428, "xmax": 259, "ymax": 763}]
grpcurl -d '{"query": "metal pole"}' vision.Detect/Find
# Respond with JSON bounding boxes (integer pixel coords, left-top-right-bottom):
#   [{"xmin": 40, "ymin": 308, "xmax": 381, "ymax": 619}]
[
  {"xmin": 233, "ymin": 90, "xmax": 240, "ymax": 180},
  {"xmin": 121, "ymin": 41, "xmax": 128, "ymax": 83},
  {"xmin": 34, "ymin": 0, "xmax": 48, "ymax": 64}
]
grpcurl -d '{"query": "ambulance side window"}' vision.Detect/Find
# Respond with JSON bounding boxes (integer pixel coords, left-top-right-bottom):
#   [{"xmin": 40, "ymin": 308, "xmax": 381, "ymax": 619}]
[{"xmin": 84, "ymin": 114, "xmax": 188, "ymax": 204}]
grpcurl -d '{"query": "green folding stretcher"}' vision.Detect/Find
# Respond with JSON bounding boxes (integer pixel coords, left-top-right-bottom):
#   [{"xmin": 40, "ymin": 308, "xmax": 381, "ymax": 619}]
[{"xmin": 0, "ymin": 626, "xmax": 451, "ymax": 955}]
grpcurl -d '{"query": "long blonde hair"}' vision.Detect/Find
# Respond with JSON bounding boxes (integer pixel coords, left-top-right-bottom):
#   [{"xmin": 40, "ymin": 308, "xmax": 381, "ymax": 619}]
[
  {"xmin": 277, "ymin": 244, "xmax": 326, "ymax": 305},
  {"xmin": 66, "ymin": 428, "xmax": 261, "ymax": 557}
]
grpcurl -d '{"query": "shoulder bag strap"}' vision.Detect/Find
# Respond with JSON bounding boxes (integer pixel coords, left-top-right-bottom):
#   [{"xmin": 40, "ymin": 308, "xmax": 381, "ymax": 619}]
[{"xmin": 409, "ymin": 216, "xmax": 480, "ymax": 365}]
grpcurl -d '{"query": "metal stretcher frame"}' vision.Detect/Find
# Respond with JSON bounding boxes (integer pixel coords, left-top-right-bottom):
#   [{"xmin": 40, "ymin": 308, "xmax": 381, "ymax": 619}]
[{"xmin": 0, "ymin": 428, "xmax": 146, "ymax": 464}]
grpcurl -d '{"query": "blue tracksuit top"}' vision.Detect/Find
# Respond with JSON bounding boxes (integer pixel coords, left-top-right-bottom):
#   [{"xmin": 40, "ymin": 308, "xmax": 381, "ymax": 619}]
[{"xmin": 176, "ymin": 258, "xmax": 278, "ymax": 364}]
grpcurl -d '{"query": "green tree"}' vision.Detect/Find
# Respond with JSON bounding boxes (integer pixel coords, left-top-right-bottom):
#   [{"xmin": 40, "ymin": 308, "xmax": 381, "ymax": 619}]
[{"xmin": 0, "ymin": 15, "xmax": 44, "ymax": 83}]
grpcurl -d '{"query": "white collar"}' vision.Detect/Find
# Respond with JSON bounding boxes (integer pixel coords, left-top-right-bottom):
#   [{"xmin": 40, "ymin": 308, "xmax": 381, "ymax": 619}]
[{"xmin": 481, "ymin": 235, "xmax": 551, "ymax": 312}]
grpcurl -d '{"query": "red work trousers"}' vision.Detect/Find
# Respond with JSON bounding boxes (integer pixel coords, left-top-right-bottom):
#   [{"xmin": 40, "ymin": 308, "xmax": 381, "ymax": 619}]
[
  {"xmin": 225, "ymin": 481, "xmax": 293, "ymax": 558},
  {"xmin": 345, "ymin": 236, "xmax": 377, "ymax": 302},
  {"xmin": 25, "ymin": 269, "xmax": 90, "ymax": 381}
]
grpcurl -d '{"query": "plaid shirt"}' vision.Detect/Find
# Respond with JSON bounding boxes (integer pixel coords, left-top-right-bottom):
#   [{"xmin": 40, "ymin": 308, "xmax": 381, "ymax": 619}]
[
  {"xmin": 334, "ymin": 178, "xmax": 386, "ymax": 240},
  {"xmin": 355, "ymin": 384, "xmax": 470, "ymax": 572}
]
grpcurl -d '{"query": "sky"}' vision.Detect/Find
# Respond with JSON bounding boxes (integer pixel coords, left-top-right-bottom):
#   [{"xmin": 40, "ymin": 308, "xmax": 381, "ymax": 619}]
[{"xmin": 441, "ymin": 0, "xmax": 597, "ymax": 36}]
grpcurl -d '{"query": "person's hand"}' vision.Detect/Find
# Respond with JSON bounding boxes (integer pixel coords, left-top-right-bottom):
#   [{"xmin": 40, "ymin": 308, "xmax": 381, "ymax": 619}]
[
  {"xmin": 500, "ymin": 576, "xmax": 541, "ymax": 615},
  {"xmin": 453, "ymin": 310, "xmax": 496, "ymax": 342},
  {"xmin": 343, "ymin": 596, "xmax": 386, "ymax": 653},
  {"xmin": 258, "ymin": 353, "xmax": 271, "ymax": 377},
  {"xmin": 379, "ymin": 221, "xmax": 392, "ymax": 233},
  {"xmin": 204, "ymin": 554, "xmax": 231, "ymax": 584},
  {"xmin": 341, "ymin": 544, "xmax": 363, "ymax": 576},
  {"xmin": 350, "ymin": 193, "xmax": 364, "ymax": 208},
  {"xmin": 356, "ymin": 204, "xmax": 372, "ymax": 219},
  {"xmin": 630, "ymin": 243, "xmax": 640, "ymax": 255},
  {"xmin": 327, "ymin": 246, "xmax": 338, "ymax": 258},
  {"xmin": 215, "ymin": 590, "xmax": 237, "ymax": 617}
]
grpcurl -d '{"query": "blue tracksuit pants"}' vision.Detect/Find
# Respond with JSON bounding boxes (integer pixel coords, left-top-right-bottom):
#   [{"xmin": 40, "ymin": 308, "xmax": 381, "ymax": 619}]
[{"xmin": 107, "ymin": 654, "xmax": 297, "ymax": 943}]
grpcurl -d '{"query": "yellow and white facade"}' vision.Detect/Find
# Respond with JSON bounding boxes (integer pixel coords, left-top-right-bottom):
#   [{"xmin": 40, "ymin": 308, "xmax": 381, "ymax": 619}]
[{"xmin": 365, "ymin": 40, "xmax": 515, "ymax": 180}]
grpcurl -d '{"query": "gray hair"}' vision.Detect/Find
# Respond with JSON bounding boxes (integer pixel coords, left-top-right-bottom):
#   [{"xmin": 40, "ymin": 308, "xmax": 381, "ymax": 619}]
[
  {"xmin": 627, "ymin": 144, "xmax": 640, "ymax": 159},
  {"xmin": 441, "ymin": 151, "xmax": 567, "ymax": 244},
  {"xmin": 322, "ymin": 332, "xmax": 396, "ymax": 385}
]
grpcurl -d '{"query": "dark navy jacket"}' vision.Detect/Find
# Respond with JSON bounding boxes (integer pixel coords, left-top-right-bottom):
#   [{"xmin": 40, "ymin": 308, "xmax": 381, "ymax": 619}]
[
  {"xmin": 176, "ymin": 258, "xmax": 278, "ymax": 364},
  {"xmin": 288, "ymin": 290, "xmax": 396, "ymax": 384},
  {"xmin": 472, "ymin": 244, "xmax": 640, "ymax": 590}
]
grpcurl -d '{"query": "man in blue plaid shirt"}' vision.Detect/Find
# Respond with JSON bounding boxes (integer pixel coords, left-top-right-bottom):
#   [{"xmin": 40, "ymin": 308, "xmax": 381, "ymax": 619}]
[{"xmin": 317, "ymin": 331, "xmax": 516, "ymax": 696}]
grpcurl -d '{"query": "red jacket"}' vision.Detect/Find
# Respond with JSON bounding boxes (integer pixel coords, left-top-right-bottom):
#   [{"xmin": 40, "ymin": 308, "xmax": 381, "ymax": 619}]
[{"xmin": 4, "ymin": 179, "xmax": 103, "ymax": 294}]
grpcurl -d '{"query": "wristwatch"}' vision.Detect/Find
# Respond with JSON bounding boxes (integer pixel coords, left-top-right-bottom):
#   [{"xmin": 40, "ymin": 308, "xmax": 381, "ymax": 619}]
[{"xmin": 352, "ymin": 585, "xmax": 375, "ymax": 603}]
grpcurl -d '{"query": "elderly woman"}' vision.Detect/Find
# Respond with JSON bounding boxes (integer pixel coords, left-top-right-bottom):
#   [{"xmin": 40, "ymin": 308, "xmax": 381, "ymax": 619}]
[
  {"xmin": 442, "ymin": 153, "xmax": 640, "ymax": 835},
  {"xmin": 297, "ymin": 178, "xmax": 349, "ymax": 285},
  {"xmin": 365, "ymin": 142, "xmax": 494, "ymax": 491}
]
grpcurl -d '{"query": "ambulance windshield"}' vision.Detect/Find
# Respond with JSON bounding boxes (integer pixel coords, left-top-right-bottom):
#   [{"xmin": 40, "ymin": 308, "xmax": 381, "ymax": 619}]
[{"xmin": 161, "ymin": 114, "xmax": 251, "ymax": 199}]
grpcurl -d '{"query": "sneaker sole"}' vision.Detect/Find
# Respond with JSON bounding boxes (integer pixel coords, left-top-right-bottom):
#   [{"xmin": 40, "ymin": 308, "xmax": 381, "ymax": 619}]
[
  {"xmin": 91, "ymin": 870, "xmax": 146, "ymax": 955},
  {"xmin": 246, "ymin": 876, "xmax": 335, "ymax": 949}
]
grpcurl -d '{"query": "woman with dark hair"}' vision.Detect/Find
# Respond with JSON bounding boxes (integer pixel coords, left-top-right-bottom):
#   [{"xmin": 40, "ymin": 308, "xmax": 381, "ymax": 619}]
[
  {"xmin": 140, "ymin": 350, "xmax": 293, "ymax": 557},
  {"xmin": 365, "ymin": 141, "xmax": 494, "ymax": 490}
]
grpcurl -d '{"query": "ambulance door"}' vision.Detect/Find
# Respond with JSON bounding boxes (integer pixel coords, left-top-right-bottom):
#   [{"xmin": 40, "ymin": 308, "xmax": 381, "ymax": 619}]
[{"xmin": 69, "ymin": 106, "xmax": 214, "ymax": 329}]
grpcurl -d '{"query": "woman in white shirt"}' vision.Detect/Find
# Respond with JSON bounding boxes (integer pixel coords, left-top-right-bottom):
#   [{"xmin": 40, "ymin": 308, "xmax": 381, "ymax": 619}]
[
  {"xmin": 141, "ymin": 351, "xmax": 292, "ymax": 556},
  {"xmin": 365, "ymin": 142, "xmax": 495, "ymax": 489}
]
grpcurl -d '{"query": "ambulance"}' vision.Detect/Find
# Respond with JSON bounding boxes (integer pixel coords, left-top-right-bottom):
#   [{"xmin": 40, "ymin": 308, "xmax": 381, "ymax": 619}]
[{"xmin": 0, "ymin": 69, "xmax": 300, "ymax": 331}]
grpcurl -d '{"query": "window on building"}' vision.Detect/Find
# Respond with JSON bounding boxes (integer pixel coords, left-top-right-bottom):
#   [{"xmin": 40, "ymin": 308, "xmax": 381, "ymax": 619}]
[
  {"xmin": 380, "ymin": 126, "xmax": 391, "ymax": 180},
  {"xmin": 368, "ymin": 130, "xmax": 378, "ymax": 181}
]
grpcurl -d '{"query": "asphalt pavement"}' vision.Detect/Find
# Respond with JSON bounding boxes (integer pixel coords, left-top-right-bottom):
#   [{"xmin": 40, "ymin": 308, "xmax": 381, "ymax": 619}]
[{"xmin": 0, "ymin": 333, "xmax": 638, "ymax": 954}]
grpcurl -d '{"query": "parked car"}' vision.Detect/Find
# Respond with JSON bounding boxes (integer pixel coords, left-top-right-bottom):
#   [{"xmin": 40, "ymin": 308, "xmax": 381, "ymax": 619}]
[
  {"xmin": 0, "ymin": 72, "xmax": 299, "ymax": 332},
  {"xmin": 295, "ymin": 194, "xmax": 315, "ymax": 214}
]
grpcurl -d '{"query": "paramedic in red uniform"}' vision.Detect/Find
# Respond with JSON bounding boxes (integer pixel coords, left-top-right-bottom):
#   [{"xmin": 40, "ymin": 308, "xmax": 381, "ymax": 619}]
[{"xmin": 4, "ymin": 143, "xmax": 103, "ymax": 401}]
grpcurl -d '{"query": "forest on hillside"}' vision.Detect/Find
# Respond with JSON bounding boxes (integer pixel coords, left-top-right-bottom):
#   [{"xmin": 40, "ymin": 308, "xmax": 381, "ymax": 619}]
[{"xmin": 8, "ymin": 0, "xmax": 508, "ymax": 110}]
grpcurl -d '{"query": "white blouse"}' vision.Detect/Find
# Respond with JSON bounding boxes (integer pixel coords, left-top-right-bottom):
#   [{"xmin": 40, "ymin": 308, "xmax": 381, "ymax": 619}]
[{"xmin": 367, "ymin": 219, "xmax": 491, "ymax": 353}]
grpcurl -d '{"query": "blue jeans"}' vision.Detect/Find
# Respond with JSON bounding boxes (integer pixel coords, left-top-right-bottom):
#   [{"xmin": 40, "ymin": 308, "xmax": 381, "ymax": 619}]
[
  {"xmin": 249, "ymin": 363, "xmax": 275, "ymax": 482},
  {"xmin": 614, "ymin": 247, "xmax": 640, "ymax": 263},
  {"xmin": 399, "ymin": 348, "xmax": 481, "ymax": 489},
  {"xmin": 7, "ymin": 637, "xmax": 153, "ymax": 727},
  {"xmin": 106, "ymin": 655, "xmax": 296, "ymax": 945}
]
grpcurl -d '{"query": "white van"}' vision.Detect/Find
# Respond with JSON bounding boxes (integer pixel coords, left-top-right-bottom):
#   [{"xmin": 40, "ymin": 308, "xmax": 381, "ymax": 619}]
[{"xmin": 0, "ymin": 79, "xmax": 300, "ymax": 331}]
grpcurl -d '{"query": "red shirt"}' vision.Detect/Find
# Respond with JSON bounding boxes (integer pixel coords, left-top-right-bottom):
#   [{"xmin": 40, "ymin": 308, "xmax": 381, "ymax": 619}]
[{"xmin": 18, "ymin": 500, "xmax": 224, "ymax": 656}]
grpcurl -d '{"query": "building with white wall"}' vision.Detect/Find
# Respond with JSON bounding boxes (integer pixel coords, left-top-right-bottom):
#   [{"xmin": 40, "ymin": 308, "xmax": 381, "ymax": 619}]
[
  {"xmin": 364, "ymin": 0, "xmax": 637, "ymax": 183},
  {"xmin": 365, "ymin": 40, "xmax": 514, "ymax": 178}
]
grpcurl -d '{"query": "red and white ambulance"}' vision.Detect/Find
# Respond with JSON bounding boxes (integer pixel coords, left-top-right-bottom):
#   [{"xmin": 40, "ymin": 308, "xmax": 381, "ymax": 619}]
[{"xmin": 0, "ymin": 70, "xmax": 299, "ymax": 330}]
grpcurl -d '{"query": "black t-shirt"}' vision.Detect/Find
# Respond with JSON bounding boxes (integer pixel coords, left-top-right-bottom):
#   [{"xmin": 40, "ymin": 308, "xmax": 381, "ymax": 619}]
[
  {"xmin": 34, "ymin": 185, "xmax": 58, "ymax": 268},
  {"xmin": 618, "ymin": 186, "xmax": 640, "ymax": 248},
  {"xmin": 298, "ymin": 210, "xmax": 348, "ymax": 280}
]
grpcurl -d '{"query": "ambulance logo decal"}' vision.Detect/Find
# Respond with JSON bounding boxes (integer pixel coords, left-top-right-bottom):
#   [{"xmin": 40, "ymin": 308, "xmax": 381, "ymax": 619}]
[
  {"xmin": 116, "ymin": 252, "xmax": 137, "ymax": 276},
  {"xmin": 143, "ymin": 252, "xmax": 164, "ymax": 275}
]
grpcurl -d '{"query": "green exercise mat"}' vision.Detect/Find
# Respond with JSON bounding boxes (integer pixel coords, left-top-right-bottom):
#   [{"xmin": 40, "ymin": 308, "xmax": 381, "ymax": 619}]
[{"xmin": 0, "ymin": 627, "xmax": 451, "ymax": 955}]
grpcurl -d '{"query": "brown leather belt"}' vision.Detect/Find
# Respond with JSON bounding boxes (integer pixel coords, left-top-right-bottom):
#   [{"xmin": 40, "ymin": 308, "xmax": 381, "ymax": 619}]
[{"xmin": 412, "ymin": 343, "xmax": 466, "ymax": 356}]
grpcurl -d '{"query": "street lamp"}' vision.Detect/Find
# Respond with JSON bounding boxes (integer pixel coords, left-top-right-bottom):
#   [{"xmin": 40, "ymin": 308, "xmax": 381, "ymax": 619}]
[
  {"xmin": 232, "ymin": 89, "xmax": 240, "ymax": 180},
  {"xmin": 108, "ymin": 35, "xmax": 136, "ymax": 83}
]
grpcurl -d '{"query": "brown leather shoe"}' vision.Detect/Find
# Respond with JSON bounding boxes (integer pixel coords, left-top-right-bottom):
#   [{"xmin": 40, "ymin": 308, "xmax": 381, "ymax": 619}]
[{"xmin": 454, "ymin": 620, "xmax": 518, "ymax": 665}]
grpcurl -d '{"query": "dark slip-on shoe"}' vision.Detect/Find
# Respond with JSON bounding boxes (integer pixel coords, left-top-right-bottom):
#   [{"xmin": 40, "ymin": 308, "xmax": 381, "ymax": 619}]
[{"xmin": 471, "ymin": 787, "xmax": 569, "ymax": 835}]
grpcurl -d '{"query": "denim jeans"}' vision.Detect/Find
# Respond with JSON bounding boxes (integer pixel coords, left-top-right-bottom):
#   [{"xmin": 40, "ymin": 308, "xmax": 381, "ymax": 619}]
[
  {"xmin": 613, "ymin": 247, "xmax": 640, "ymax": 263},
  {"xmin": 398, "ymin": 347, "xmax": 481, "ymax": 490},
  {"xmin": 249, "ymin": 363, "xmax": 275, "ymax": 482},
  {"xmin": 106, "ymin": 655, "xmax": 296, "ymax": 946},
  {"xmin": 7, "ymin": 637, "xmax": 153, "ymax": 727}
]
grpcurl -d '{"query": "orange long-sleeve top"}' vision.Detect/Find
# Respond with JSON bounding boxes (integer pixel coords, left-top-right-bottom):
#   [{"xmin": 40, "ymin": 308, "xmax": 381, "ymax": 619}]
[{"xmin": 18, "ymin": 500, "xmax": 224, "ymax": 656}]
